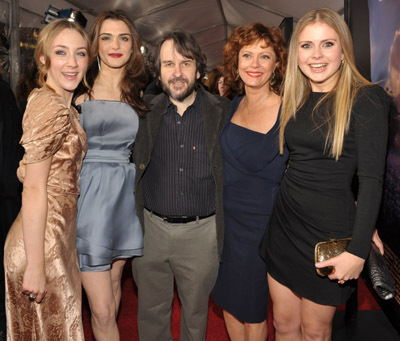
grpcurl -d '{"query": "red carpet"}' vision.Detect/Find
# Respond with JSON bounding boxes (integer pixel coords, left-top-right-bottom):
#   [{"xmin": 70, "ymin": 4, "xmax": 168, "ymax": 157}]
[{"xmin": 82, "ymin": 261, "xmax": 380, "ymax": 340}]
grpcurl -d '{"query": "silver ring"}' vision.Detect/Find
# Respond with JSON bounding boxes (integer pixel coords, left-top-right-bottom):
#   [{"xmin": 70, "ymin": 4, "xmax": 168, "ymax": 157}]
[{"xmin": 29, "ymin": 294, "xmax": 36, "ymax": 302}]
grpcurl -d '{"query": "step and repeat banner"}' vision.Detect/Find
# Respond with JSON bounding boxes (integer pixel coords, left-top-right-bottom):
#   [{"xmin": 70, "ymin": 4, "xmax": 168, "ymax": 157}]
[{"xmin": 368, "ymin": 0, "xmax": 400, "ymax": 326}]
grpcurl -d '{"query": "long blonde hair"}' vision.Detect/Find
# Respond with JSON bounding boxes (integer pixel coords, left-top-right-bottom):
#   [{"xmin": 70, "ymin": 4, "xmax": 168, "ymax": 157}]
[{"xmin": 279, "ymin": 8, "xmax": 371, "ymax": 160}]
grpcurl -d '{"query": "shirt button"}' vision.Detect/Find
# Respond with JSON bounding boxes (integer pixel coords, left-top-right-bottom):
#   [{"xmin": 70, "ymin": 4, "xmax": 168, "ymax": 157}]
[
  {"xmin": 139, "ymin": 164, "xmax": 145, "ymax": 170},
  {"xmin": 179, "ymin": 168, "xmax": 183, "ymax": 172},
  {"xmin": 177, "ymin": 121, "xmax": 181, "ymax": 125},
  {"xmin": 180, "ymin": 144, "xmax": 184, "ymax": 148},
  {"xmin": 180, "ymin": 192, "xmax": 184, "ymax": 196}
]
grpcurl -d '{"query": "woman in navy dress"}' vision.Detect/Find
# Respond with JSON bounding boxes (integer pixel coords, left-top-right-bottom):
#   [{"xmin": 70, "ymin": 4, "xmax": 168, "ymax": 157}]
[
  {"xmin": 74, "ymin": 10, "xmax": 147, "ymax": 340},
  {"xmin": 212, "ymin": 23, "xmax": 288, "ymax": 340},
  {"xmin": 259, "ymin": 8, "xmax": 391, "ymax": 340}
]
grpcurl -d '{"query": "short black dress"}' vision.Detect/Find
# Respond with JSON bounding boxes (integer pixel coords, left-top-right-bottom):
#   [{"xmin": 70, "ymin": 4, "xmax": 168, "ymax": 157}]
[
  {"xmin": 259, "ymin": 85, "xmax": 391, "ymax": 306},
  {"xmin": 212, "ymin": 95, "xmax": 288, "ymax": 322}
]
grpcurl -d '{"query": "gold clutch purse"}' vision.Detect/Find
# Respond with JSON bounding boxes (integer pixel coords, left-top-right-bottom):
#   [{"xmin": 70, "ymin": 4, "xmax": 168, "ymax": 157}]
[{"xmin": 314, "ymin": 238, "xmax": 351, "ymax": 276}]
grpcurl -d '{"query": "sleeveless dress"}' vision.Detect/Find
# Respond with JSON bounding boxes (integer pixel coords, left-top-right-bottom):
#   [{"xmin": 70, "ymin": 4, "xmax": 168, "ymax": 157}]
[
  {"xmin": 76, "ymin": 100, "xmax": 143, "ymax": 271},
  {"xmin": 259, "ymin": 86, "xmax": 390, "ymax": 306},
  {"xmin": 212, "ymin": 95, "xmax": 288, "ymax": 323},
  {"xmin": 4, "ymin": 88, "xmax": 86, "ymax": 340}
]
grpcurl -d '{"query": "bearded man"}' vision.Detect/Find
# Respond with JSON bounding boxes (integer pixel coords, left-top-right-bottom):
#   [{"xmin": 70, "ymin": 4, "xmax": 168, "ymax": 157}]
[{"xmin": 132, "ymin": 29, "xmax": 230, "ymax": 341}]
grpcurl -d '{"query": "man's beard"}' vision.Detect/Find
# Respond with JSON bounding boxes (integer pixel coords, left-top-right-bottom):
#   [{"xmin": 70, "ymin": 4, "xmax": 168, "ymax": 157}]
[{"xmin": 161, "ymin": 76, "xmax": 196, "ymax": 102}]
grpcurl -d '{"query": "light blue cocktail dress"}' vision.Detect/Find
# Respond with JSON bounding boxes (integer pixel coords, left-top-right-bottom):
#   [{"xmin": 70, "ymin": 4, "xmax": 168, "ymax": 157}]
[{"xmin": 76, "ymin": 100, "xmax": 143, "ymax": 271}]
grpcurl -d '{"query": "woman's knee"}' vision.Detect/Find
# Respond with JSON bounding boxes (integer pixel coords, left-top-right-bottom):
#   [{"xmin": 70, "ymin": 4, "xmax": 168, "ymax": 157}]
[
  {"xmin": 244, "ymin": 320, "xmax": 268, "ymax": 340},
  {"xmin": 300, "ymin": 298, "xmax": 335, "ymax": 340},
  {"xmin": 273, "ymin": 313, "xmax": 301, "ymax": 336},
  {"xmin": 301, "ymin": 318, "xmax": 332, "ymax": 341},
  {"xmin": 91, "ymin": 302, "xmax": 117, "ymax": 327}
]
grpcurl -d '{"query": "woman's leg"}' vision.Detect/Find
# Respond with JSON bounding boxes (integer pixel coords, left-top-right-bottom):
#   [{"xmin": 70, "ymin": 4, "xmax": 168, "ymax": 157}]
[
  {"xmin": 269, "ymin": 273, "xmax": 337, "ymax": 341},
  {"xmin": 224, "ymin": 310, "xmax": 268, "ymax": 341},
  {"xmin": 244, "ymin": 320, "xmax": 267, "ymax": 341},
  {"xmin": 110, "ymin": 259, "xmax": 127, "ymax": 314},
  {"xmin": 300, "ymin": 298, "xmax": 336, "ymax": 341},
  {"xmin": 81, "ymin": 270, "xmax": 119, "ymax": 341},
  {"xmin": 223, "ymin": 310, "xmax": 245, "ymax": 341},
  {"xmin": 268, "ymin": 274, "xmax": 301, "ymax": 341}
]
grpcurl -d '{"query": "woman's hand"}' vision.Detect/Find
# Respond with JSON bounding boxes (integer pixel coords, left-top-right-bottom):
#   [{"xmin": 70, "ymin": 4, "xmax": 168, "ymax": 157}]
[
  {"xmin": 315, "ymin": 251, "xmax": 365, "ymax": 283},
  {"xmin": 372, "ymin": 229, "xmax": 384, "ymax": 255},
  {"xmin": 22, "ymin": 264, "xmax": 47, "ymax": 303}
]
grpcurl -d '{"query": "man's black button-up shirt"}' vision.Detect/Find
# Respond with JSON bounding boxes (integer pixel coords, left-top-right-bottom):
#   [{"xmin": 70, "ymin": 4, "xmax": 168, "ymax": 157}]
[{"xmin": 142, "ymin": 90, "xmax": 216, "ymax": 216}]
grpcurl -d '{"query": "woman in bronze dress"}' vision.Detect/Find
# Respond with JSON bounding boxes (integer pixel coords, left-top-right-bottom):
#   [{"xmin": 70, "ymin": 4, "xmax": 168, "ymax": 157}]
[{"xmin": 4, "ymin": 19, "xmax": 89, "ymax": 340}]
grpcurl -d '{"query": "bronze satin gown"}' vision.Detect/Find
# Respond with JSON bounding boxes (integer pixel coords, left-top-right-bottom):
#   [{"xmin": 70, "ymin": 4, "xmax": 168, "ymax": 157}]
[{"xmin": 4, "ymin": 88, "xmax": 86, "ymax": 340}]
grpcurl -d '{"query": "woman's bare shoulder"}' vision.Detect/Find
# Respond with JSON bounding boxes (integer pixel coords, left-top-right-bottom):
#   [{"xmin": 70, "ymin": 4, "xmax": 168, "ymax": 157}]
[{"xmin": 75, "ymin": 93, "xmax": 89, "ymax": 105}]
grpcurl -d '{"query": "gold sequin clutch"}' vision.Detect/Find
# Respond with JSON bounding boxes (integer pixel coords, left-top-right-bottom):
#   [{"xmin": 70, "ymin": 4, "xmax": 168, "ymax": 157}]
[{"xmin": 314, "ymin": 238, "xmax": 351, "ymax": 276}]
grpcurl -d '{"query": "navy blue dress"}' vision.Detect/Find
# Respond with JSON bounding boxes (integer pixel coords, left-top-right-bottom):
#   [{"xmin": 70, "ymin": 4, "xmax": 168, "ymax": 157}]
[{"xmin": 212, "ymin": 95, "xmax": 288, "ymax": 323}]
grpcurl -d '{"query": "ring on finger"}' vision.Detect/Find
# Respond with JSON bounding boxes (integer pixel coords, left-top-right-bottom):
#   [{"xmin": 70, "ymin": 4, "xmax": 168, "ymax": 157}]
[{"xmin": 338, "ymin": 280, "xmax": 345, "ymax": 285}]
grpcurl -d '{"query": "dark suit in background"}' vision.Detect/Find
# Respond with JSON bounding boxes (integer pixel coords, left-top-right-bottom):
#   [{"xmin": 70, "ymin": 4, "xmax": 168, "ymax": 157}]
[{"xmin": 0, "ymin": 79, "xmax": 23, "ymax": 339}]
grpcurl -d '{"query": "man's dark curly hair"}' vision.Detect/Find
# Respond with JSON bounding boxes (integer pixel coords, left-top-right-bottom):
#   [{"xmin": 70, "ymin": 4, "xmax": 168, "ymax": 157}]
[{"xmin": 153, "ymin": 29, "xmax": 207, "ymax": 83}]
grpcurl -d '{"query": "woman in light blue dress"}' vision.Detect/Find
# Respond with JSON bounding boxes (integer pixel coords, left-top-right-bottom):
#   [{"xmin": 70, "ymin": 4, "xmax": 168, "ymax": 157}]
[{"xmin": 74, "ymin": 10, "xmax": 147, "ymax": 340}]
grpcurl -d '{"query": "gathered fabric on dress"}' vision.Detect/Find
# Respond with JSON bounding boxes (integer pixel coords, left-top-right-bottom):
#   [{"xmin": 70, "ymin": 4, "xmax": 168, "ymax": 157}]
[
  {"xmin": 76, "ymin": 100, "xmax": 143, "ymax": 272},
  {"xmin": 212, "ymin": 95, "xmax": 288, "ymax": 323},
  {"xmin": 4, "ymin": 88, "xmax": 86, "ymax": 340}
]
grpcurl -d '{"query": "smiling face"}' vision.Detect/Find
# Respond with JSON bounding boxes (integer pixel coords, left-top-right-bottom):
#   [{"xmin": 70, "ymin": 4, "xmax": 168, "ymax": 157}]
[
  {"xmin": 41, "ymin": 28, "xmax": 88, "ymax": 102},
  {"xmin": 159, "ymin": 39, "xmax": 199, "ymax": 102},
  {"xmin": 98, "ymin": 19, "xmax": 132, "ymax": 69},
  {"xmin": 298, "ymin": 22, "xmax": 343, "ymax": 92},
  {"xmin": 238, "ymin": 40, "xmax": 277, "ymax": 91}
]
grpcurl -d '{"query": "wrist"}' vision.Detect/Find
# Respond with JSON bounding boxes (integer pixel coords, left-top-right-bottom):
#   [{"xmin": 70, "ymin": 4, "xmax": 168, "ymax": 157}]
[{"xmin": 26, "ymin": 259, "xmax": 45, "ymax": 269}]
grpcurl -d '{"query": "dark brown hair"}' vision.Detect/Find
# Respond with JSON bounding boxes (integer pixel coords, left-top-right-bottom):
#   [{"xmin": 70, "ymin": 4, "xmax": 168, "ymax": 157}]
[
  {"xmin": 221, "ymin": 23, "xmax": 287, "ymax": 95},
  {"xmin": 204, "ymin": 68, "xmax": 221, "ymax": 94},
  {"xmin": 16, "ymin": 61, "xmax": 38, "ymax": 109},
  {"xmin": 75, "ymin": 10, "xmax": 147, "ymax": 115},
  {"xmin": 153, "ymin": 29, "xmax": 207, "ymax": 83}
]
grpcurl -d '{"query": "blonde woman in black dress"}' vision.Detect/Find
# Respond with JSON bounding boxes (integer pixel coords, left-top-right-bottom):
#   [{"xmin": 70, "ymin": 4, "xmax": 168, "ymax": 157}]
[{"xmin": 260, "ymin": 8, "xmax": 392, "ymax": 340}]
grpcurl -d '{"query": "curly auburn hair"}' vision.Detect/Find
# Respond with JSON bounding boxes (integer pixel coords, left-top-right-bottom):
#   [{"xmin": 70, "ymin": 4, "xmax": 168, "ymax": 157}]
[{"xmin": 221, "ymin": 23, "xmax": 287, "ymax": 95}]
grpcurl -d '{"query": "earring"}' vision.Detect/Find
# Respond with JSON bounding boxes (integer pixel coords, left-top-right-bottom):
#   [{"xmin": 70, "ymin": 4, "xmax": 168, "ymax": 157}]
[
  {"xmin": 235, "ymin": 69, "xmax": 240, "ymax": 81},
  {"xmin": 341, "ymin": 58, "xmax": 346, "ymax": 65},
  {"xmin": 270, "ymin": 72, "xmax": 276, "ymax": 87},
  {"xmin": 97, "ymin": 55, "xmax": 102, "ymax": 72}
]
